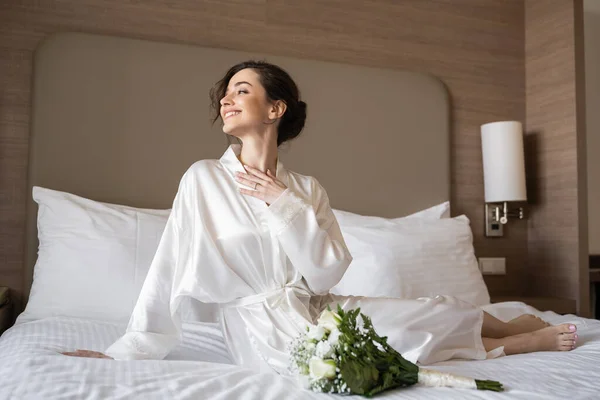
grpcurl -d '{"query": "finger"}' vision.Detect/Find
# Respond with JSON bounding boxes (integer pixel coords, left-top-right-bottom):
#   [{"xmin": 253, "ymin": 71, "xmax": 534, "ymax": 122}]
[
  {"xmin": 236, "ymin": 171, "xmax": 265, "ymax": 184},
  {"xmin": 239, "ymin": 188, "xmax": 263, "ymax": 199},
  {"xmin": 239, "ymin": 171, "xmax": 270, "ymax": 189},
  {"xmin": 243, "ymin": 165, "xmax": 271, "ymax": 181},
  {"xmin": 76, "ymin": 350, "xmax": 96, "ymax": 356},
  {"xmin": 235, "ymin": 173, "xmax": 262, "ymax": 188},
  {"xmin": 268, "ymin": 169, "xmax": 288, "ymax": 190},
  {"xmin": 266, "ymin": 169, "xmax": 285, "ymax": 187}
]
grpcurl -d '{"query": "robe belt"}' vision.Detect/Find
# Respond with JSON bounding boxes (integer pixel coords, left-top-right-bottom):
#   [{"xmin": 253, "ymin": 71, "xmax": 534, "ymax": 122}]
[{"xmin": 223, "ymin": 285, "xmax": 311, "ymax": 309}]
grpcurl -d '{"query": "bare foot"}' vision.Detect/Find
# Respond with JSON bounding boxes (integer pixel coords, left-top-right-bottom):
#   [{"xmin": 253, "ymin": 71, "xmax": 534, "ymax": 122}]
[
  {"xmin": 527, "ymin": 324, "xmax": 578, "ymax": 352},
  {"xmin": 483, "ymin": 324, "xmax": 578, "ymax": 355},
  {"xmin": 508, "ymin": 314, "xmax": 550, "ymax": 334}
]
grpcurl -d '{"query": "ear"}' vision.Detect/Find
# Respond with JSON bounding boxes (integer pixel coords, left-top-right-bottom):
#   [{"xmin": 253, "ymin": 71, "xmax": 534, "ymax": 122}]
[{"xmin": 268, "ymin": 100, "xmax": 287, "ymax": 121}]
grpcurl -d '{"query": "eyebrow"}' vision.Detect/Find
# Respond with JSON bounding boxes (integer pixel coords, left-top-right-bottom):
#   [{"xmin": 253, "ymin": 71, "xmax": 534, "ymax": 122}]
[
  {"xmin": 234, "ymin": 81, "xmax": 252, "ymax": 87},
  {"xmin": 225, "ymin": 81, "xmax": 252, "ymax": 94}
]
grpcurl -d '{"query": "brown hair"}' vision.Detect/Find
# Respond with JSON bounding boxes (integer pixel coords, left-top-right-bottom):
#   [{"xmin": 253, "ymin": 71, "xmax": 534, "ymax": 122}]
[{"xmin": 209, "ymin": 60, "xmax": 307, "ymax": 146}]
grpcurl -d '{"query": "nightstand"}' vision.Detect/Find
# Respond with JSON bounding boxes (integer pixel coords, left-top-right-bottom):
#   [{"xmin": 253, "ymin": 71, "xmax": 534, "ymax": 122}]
[
  {"xmin": 0, "ymin": 287, "xmax": 12, "ymax": 336},
  {"xmin": 490, "ymin": 296, "xmax": 577, "ymax": 315}
]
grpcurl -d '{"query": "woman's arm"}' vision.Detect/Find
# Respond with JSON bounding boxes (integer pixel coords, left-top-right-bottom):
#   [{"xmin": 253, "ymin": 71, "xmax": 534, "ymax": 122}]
[
  {"xmin": 62, "ymin": 192, "xmax": 185, "ymax": 360},
  {"xmin": 102, "ymin": 172, "xmax": 193, "ymax": 360},
  {"xmin": 266, "ymin": 177, "xmax": 352, "ymax": 294},
  {"xmin": 104, "ymin": 213, "xmax": 183, "ymax": 360}
]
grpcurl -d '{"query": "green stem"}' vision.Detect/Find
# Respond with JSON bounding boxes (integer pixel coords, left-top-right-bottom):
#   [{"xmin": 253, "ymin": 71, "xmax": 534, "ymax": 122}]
[{"xmin": 475, "ymin": 379, "xmax": 504, "ymax": 392}]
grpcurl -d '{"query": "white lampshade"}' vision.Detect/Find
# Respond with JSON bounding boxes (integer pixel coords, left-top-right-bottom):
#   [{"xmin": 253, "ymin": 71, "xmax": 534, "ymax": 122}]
[{"xmin": 481, "ymin": 121, "xmax": 527, "ymax": 203}]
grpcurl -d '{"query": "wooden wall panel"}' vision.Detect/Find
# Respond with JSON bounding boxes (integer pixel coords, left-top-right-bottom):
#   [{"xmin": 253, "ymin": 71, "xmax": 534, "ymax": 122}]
[
  {"xmin": 525, "ymin": 0, "xmax": 589, "ymax": 316},
  {"xmin": 1, "ymin": 0, "xmax": 528, "ymax": 313},
  {"xmin": 586, "ymin": 5, "xmax": 600, "ymax": 256}
]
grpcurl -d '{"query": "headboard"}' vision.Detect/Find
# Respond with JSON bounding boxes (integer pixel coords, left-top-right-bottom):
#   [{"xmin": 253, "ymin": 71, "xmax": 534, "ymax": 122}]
[{"xmin": 24, "ymin": 32, "xmax": 450, "ymax": 304}]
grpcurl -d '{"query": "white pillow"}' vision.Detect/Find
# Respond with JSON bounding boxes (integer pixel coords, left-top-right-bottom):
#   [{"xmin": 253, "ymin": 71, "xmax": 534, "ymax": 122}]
[
  {"xmin": 401, "ymin": 201, "xmax": 451, "ymax": 220},
  {"xmin": 333, "ymin": 201, "xmax": 450, "ymax": 228},
  {"xmin": 331, "ymin": 215, "xmax": 490, "ymax": 307},
  {"xmin": 17, "ymin": 186, "xmax": 171, "ymax": 324}
]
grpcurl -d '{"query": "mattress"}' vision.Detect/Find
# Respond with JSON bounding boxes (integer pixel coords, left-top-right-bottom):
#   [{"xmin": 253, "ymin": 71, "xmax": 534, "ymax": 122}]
[{"xmin": 0, "ymin": 302, "xmax": 599, "ymax": 400}]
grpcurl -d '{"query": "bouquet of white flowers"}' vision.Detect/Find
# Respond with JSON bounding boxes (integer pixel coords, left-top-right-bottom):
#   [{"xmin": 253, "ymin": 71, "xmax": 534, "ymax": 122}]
[{"xmin": 289, "ymin": 305, "xmax": 503, "ymax": 396}]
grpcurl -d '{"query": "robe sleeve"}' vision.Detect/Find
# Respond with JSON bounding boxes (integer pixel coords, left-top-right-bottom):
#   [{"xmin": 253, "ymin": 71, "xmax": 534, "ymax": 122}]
[
  {"xmin": 105, "ymin": 171, "xmax": 191, "ymax": 360},
  {"xmin": 265, "ymin": 177, "xmax": 353, "ymax": 294}
]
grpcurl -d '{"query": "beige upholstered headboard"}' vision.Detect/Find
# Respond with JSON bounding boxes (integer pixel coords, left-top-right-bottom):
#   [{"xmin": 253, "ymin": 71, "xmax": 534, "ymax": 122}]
[{"xmin": 25, "ymin": 32, "xmax": 450, "ymax": 303}]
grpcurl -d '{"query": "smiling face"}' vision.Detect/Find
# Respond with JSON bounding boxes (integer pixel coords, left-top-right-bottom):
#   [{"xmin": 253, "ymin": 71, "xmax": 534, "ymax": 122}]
[
  {"xmin": 209, "ymin": 61, "xmax": 305, "ymax": 147},
  {"xmin": 219, "ymin": 68, "xmax": 280, "ymax": 139}
]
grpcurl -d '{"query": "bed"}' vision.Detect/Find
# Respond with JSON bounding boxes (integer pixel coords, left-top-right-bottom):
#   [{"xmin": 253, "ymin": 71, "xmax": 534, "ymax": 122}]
[
  {"xmin": 1, "ymin": 32, "xmax": 599, "ymax": 399},
  {"xmin": 1, "ymin": 306, "xmax": 598, "ymax": 399}
]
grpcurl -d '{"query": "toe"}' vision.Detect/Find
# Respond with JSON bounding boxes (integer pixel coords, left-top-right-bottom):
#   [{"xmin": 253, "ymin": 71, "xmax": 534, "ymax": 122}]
[
  {"xmin": 559, "ymin": 343, "xmax": 573, "ymax": 351},
  {"xmin": 562, "ymin": 332, "xmax": 576, "ymax": 341},
  {"xmin": 557, "ymin": 323, "xmax": 577, "ymax": 334}
]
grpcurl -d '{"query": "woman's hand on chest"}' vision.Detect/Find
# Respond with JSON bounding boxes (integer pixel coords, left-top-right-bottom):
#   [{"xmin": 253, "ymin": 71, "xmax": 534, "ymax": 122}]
[{"xmin": 236, "ymin": 165, "xmax": 287, "ymax": 206}]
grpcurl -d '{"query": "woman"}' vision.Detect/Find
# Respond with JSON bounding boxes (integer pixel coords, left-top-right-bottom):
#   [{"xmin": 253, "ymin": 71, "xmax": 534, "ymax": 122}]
[{"xmin": 64, "ymin": 61, "xmax": 578, "ymax": 374}]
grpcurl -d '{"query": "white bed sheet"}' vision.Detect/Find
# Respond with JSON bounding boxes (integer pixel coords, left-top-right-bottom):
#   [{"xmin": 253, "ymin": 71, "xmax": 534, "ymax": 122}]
[{"xmin": 0, "ymin": 302, "xmax": 599, "ymax": 400}]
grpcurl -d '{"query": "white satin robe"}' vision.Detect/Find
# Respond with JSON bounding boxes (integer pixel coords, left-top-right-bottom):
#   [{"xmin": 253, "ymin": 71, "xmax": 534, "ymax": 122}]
[{"xmin": 105, "ymin": 144, "xmax": 503, "ymax": 373}]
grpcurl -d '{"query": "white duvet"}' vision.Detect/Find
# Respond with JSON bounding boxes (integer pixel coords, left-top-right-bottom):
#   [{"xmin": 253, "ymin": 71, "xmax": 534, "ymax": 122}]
[{"xmin": 0, "ymin": 302, "xmax": 598, "ymax": 400}]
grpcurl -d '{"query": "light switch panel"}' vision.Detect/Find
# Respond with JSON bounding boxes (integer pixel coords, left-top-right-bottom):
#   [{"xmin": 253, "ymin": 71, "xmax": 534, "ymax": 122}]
[
  {"xmin": 478, "ymin": 257, "xmax": 506, "ymax": 275},
  {"xmin": 485, "ymin": 204, "xmax": 503, "ymax": 237}
]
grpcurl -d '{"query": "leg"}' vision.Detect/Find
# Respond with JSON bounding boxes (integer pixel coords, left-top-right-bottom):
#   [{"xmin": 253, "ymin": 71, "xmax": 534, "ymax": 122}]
[
  {"xmin": 482, "ymin": 324, "xmax": 578, "ymax": 355},
  {"xmin": 481, "ymin": 312, "xmax": 519, "ymax": 338},
  {"xmin": 481, "ymin": 312, "xmax": 549, "ymax": 339}
]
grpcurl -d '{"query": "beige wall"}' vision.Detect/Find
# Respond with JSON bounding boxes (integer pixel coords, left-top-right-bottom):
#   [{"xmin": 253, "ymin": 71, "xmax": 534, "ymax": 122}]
[{"xmin": 585, "ymin": 1, "xmax": 600, "ymax": 254}]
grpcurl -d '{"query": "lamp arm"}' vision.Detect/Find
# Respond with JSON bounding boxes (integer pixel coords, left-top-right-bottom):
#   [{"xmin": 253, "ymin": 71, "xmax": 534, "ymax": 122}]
[{"xmin": 490, "ymin": 202, "xmax": 525, "ymax": 224}]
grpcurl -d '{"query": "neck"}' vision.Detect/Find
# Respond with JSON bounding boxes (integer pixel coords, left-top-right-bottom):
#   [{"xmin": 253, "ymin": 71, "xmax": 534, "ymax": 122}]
[{"xmin": 237, "ymin": 137, "xmax": 278, "ymax": 177}]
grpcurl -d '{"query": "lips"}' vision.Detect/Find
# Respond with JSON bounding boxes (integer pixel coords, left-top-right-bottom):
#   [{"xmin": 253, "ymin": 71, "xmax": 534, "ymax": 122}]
[{"xmin": 223, "ymin": 110, "xmax": 241, "ymax": 119}]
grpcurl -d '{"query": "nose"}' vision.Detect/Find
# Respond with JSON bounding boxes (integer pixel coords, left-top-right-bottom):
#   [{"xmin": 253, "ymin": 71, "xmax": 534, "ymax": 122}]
[{"xmin": 220, "ymin": 93, "xmax": 232, "ymax": 107}]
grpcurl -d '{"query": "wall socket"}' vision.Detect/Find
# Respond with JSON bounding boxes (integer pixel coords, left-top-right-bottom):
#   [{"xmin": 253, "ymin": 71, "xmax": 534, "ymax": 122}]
[{"xmin": 478, "ymin": 257, "xmax": 506, "ymax": 275}]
